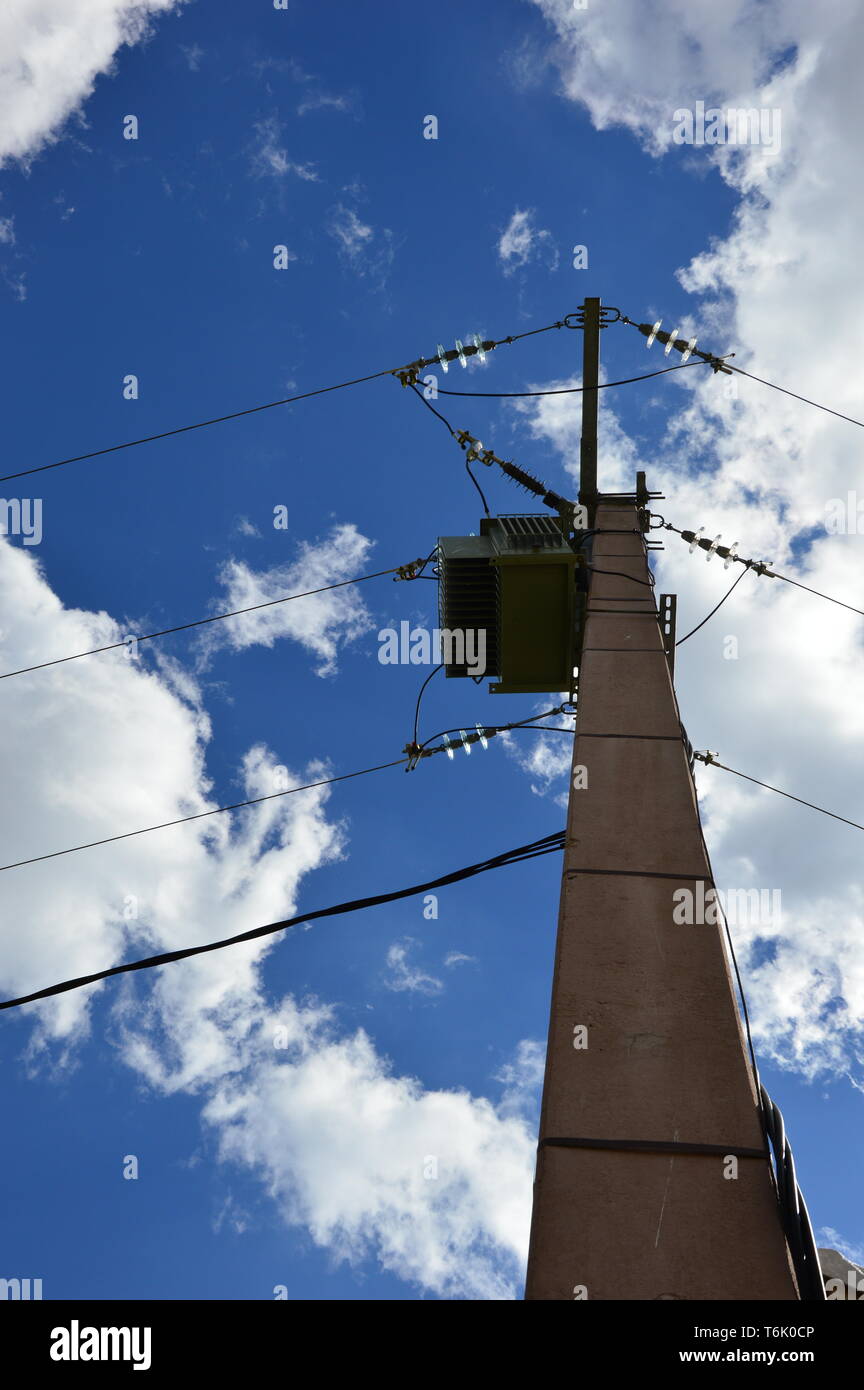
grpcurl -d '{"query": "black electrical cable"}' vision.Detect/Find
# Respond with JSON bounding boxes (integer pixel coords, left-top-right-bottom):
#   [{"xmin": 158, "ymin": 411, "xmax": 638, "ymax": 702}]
[
  {"xmin": 696, "ymin": 757, "xmax": 864, "ymax": 834},
  {"xmin": 620, "ymin": 310, "xmax": 863, "ymax": 432},
  {"xmin": 693, "ymin": 798, "xmax": 825, "ymax": 1300},
  {"xmin": 0, "ymin": 565, "xmax": 412, "ymax": 683},
  {"xmin": 412, "ymin": 664, "xmax": 444, "ymax": 746},
  {"xmin": 675, "ymin": 565, "xmax": 752, "ymax": 647},
  {"xmin": 588, "ymin": 567, "xmax": 656, "ymax": 588},
  {"xmin": 407, "ymin": 383, "xmax": 491, "ymax": 514},
  {"xmin": 773, "ymin": 571, "xmax": 864, "ymax": 619},
  {"xmin": 662, "ymin": 516, "xmax": 864, "ymax": 621},
  {"xmin": 728, "ymin": 363, "xmax": 864, "ymax": 432},
  {"xmin": 668, "ymin": 698, "xmax": 825, "ymax": 1298},
  {"xmin": 0, "ymin": 829, "xmax": 567, "ymax": 1012},
  {"xmin": 435, "ymin": 359, "xmax": 711, "ymax": 398},
  {"xmin": 0, "ymin": 759, "xmax": 408, "ymax": 876},
  {"xmin": 0, "ymin": 369, "xmax": 397, "ymax": 484}
]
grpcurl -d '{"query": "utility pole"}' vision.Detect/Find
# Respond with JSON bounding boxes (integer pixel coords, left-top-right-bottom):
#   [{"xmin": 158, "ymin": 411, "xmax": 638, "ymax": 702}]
[
  {"xmin": 577, "ymin": 297, "xmax": 600, "ymax": 522},
  {"xmin": 524, "ymin": 298, "xmax": 798, "ymax": 1301}
]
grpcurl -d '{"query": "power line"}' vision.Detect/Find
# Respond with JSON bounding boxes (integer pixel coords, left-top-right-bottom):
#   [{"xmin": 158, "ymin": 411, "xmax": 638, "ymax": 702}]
[
  {"xmin": 676, "ymin": 565, "xmax": 752, "ymax": 646},
  {"xmin": 2, "ymin": 315, "xmax": 571, "ymax": 485},
  {"xmin": 688, "ymin": 744, "xmax": 825, "ymax": 1301},
  {"xmin": 0, "ymin": 759, "xmax": 408, "ymax": 876},
  {"xmin": 0, "ymin": 830, "xmax": 566, "ymax": 1012},
  {"xmin": 622, "ymin": 310, "xmax": 864, "ymax": 430},
  {"xmin": 0, "ymin": 709, "xmax": 567, "ymax": 868},
  {"xmin": 729, "ymin": 362, "xmax": 864, "ymax": 431},
  {"xmin": 0, "ymin": 369, "xmax": 394, "ymax": 485},
  {"xmin": 412, "ymin": 663, "xmax": 444, "ymax": 746},
  {"xmin": 0, "ymin": 564, "xmax": 423, "ymax": 684},
  {"xmin": 658, "ymin": 517, "xmax": 864, "ymax": 619},
  {"xmin": 772, "ymin": 570, "xmax": 864, "ymax": 619},
  {"xmin": 693, "ymin": 752, "xmax": 864, "ymax": 834}
]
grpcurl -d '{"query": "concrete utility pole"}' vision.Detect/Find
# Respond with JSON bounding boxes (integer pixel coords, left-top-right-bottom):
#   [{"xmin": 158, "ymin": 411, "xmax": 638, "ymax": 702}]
[{"xmin": 524, "ymin": 299, "xmax": 798, "ymax": 1301}]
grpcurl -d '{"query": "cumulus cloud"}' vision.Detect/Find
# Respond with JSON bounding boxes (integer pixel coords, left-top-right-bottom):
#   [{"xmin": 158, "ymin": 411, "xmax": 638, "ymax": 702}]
[
  {"xmin": 496, "ymin": 207, "xmax": 558, "ymax": 275},
  {"xmin": 0, "ymin": 0, "xmax": 182, "ymax": 166},
  {"xmin": 203, "ymin": 523, "xmax": 375, "ymax": 677},
  {"xmin": 204, "ymin": 1008, "xmax": 536, "ymax": 1298},
  {"xmin": 0, "ymin": 535, "xmax": 536, "ymax": 1296}
]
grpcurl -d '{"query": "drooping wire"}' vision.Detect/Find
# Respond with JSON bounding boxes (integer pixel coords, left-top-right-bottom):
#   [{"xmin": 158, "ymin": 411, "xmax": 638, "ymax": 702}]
[
  {"xmin": 675, "ymin": 565, "xmax": 753, "ymax": 647},
  {"xmin": 0, "ymin": 830, "xmax": 567, "ymax": 1012},
  {"xmin": 407, "ymin": 382, "xmax": 491, "ymax": 514},
  {"xmin": 412, "ymin": 664, "xmax": 444, "ymax": 746},
  {"xmin": 434, "ymin": 359, "xmax": 711, "ymax": 398}
]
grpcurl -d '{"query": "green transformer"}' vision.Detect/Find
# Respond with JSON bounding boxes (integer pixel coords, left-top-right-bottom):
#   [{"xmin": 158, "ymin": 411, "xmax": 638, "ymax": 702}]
[{"xmin": 437, "ymin": 514, "xmax": 585, "ymax": 694}]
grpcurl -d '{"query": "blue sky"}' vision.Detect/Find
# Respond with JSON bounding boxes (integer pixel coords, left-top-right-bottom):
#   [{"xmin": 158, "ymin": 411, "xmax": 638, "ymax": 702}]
[{"xmin": 1, "ymin": 0, "xmax": 862, "ymax": 1300}]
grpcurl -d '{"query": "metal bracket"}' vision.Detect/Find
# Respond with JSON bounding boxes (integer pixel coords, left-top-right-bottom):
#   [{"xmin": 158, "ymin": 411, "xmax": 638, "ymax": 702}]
[{"xmin": 659, "ymin": 594, "xmax": 677, "ymax": 675}]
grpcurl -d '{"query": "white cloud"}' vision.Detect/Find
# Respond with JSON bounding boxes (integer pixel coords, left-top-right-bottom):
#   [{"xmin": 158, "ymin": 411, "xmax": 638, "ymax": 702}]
[
  {"xmin": 496, "ymin": 207, "xmax": 558, "ymax": 275},
  {"xmin": 494, "ymin": 1038, "xmax": 546, "ymax": 1121},
  {"xmin": 444, "ymin": 951, "xmax": 475, "ymax": 968},
  {"xmin": 179, "ymin": 42, "xmax": 203, "ymax": 72},
  {"xmin": 0, "ymin": 216, "xmax": 15, "ymax": 244},
  {"xmin": 203, "ymin": 1009, "xmax": 535, "ymax": 1298},
  {"xmin": 248, "ymin": 116, "xmax": 319, "ymax": 181},
  {"xmin": 384, "ymin": 939, "xmax": 443, "ymax": 996},
  {"xmin": 819, "ymin": 1228, "xmax": 864, "ymax": 1267},
  {"xmin": 0, "ymin": 536, "xmax": 536, "ymax": 1296},
  {"xmin": 297, "ymin": 91, "xmax": 353, "ymax": 117},
  {"xmin": 327, "ymin": 204, "xmax": 394, "ymax": 284},
  {"xmin": 0, "ymin": 0, "xmax": 182, "ymax": 167},
  {"xmin": 203, "ymin": 523, "xmax": 375, "ymax": 677},
  {"xmin": 514, "ymin": 0, "xmax": 864, "ymax": 1085}
]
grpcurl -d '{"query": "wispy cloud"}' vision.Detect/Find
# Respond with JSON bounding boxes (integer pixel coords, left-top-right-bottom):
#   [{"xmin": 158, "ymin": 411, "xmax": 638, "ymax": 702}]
[
  {"xmin": 298, "ymin": 90, "xmax": 354, "ymax": 118},
  {"xmin": 384, "ymin": 939, "xmax": 443, "ymax": 996},
  {"xmin": 496, "ymin": 207, "xmax": 558, "ymax": 276},
  {"xmin": 248, "ymin": 116, "xmax": 319, "ymax": 182},
  {"xmin": 203, "ymin": 523, "xmax": 375, "ymax": 677},
  {"xmin": 327, "ymin": 203, "xmax": 394, "ymax": 286},
  {"xmin": 444, "ymin": 951, "xmax": 475, "ymax": 968}
]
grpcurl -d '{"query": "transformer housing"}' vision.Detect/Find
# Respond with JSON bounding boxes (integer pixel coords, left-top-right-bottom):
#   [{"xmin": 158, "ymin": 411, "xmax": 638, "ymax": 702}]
[{"xmin": 437, "ymin": 514, "xmax": 584, "ymax": 694}]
